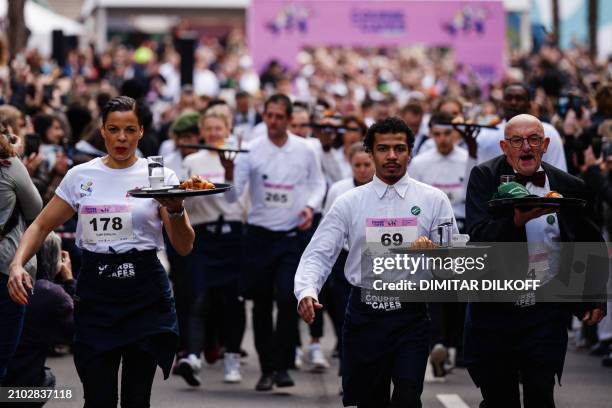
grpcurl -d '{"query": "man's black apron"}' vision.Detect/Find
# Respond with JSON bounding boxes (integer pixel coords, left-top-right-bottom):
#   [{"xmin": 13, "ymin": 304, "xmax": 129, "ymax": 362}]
[
  {"xmin": 73, "ymin": 249, "xmax": 178, "ymax": 378},
  {"xmin": 341, "ymin": 287, "xmax": 430, "ymax": 407}
]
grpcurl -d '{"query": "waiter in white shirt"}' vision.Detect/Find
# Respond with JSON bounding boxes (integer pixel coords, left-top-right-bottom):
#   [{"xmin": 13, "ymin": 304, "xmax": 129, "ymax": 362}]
[
  {"xmin": 295, "ymin": 117, "xmax": 457, "ymax": 407},
  {"xmin": 409, "ymin": 111, "xmax": 468, "ymax": 231},
  {"xmin": 409, "ymin": 111, "xmax": 469, "ymax": 377},
  {"xmin": 175, "ymin": 110, "xmax": 248, "ymax": 386},
  {"xmin": 220, "ymin": 94, "xmax": 326, "ymax": 391}
]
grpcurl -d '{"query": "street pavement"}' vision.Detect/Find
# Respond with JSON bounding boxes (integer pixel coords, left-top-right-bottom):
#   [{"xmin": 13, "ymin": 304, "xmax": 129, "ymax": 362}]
[{"xmin": 46, "ymin": 310, "xmax": 612, "ymax": 408}]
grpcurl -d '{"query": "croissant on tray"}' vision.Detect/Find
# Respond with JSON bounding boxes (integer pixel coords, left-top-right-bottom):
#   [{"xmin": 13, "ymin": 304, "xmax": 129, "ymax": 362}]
[
  {"xmin": 179, "ymin": 175, "xmax": 215, "ymax": 190},
  {"xmin": 544, "ymin": 191, "xmax": 563, "ymax": 198},
  {"xmin": 410, "ymin": 236, "xmax": 438, "ymax": 249}
]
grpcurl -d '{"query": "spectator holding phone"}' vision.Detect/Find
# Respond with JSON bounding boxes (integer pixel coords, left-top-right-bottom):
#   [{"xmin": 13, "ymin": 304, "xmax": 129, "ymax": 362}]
[{"xmin": 32, "ymin": 113, "xmax": 70, "ymax": 203}]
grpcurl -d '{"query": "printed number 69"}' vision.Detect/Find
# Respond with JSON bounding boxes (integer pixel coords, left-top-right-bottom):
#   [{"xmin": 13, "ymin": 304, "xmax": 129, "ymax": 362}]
[{"xmin": 381, "ymin": 233, "xmax": 403, "ymax": 246}]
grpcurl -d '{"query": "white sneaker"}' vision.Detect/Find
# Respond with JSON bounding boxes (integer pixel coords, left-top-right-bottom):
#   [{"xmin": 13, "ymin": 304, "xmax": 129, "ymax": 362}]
[
  {"xmin": 176, "ymin": 354, "xmax": 202, "ymax": 387},
  {"xmin": 424, "ymin": 356, "xmax": 446, "ymax": 383},
  {"xmin": 308, "ymin": 343, "xmax": 330, "ymax": 371},
  {"xmin": 444, "ymin": 347, "xmax": 457, "ymax": 372},
  {"xmin": 294, "ymin": 346, "xmax": 304, "ymax": 369},
  {"xmin": 223, "ymin": 353, "xmax": 242, "ymax": 383},
  {"xmin": 430, "ymin": 344, "xmax": 448, "ymax": 378}
]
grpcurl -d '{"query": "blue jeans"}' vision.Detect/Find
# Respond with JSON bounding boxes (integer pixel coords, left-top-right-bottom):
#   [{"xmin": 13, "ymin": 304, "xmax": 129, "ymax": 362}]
[{"xmin": 0, "ymin": 273, "xmax": 26, "ymax": 384}]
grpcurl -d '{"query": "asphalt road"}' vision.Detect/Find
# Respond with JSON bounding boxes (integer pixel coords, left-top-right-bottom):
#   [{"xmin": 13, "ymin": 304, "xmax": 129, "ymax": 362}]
[{"xmin": 44, "ymin": 312, "xmax": 612, "ymax": 408}]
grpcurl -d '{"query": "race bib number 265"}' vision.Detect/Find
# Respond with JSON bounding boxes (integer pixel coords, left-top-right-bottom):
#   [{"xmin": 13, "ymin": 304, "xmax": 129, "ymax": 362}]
[
  {"xmin": 263, "ymin": 183, "xmax": 294, "ymax": 209},
  {"xmin": 80, "ymin": 205, "xmax": 134, "ymax": 243}
]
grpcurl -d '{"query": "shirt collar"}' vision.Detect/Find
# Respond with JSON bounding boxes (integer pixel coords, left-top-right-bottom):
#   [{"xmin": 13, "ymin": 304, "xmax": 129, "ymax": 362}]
[
  {"xmin": 372, "ymin": 172, "xmax": 411, "ymax": 199},
  {"xmin": 266, "ymin": 133, "xmax": 293, "ymax": 152}
]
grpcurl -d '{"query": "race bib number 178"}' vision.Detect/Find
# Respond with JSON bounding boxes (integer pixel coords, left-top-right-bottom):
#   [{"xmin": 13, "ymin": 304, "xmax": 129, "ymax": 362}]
[{"xmin": 80, "ymin": 205, "xmax": 134, "ymax": 243}]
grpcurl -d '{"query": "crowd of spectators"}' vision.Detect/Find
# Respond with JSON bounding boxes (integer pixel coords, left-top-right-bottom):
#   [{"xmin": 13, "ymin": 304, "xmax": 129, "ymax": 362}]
[{"xmin": 1, "ymin": 21, "xmax": 612, "ymax": 392}]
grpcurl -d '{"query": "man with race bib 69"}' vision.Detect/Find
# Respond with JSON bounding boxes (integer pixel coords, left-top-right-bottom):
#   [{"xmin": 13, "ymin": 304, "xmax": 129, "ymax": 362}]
[{"xmin": 295, "ymin": 117, "xmax": 457, "ymax": 407}]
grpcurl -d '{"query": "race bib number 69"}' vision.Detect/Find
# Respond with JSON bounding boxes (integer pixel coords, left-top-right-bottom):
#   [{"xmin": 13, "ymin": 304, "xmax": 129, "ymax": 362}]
[
  {"xmin": 80, "ymin": 205, "xmax": 134, "ymax": 243},
  {"xmin": 366, "ymin": 217, "xmax": 418, "ymax": 246}
]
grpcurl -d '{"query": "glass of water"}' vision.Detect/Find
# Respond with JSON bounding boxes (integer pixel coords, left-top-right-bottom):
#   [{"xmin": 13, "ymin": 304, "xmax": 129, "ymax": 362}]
[
  {"xmin": 147, "ymin": 156, "xmax": 165, "ymax": 189},
  {"xmin": 435, "ymin": 217, "xmax": 454, "ymax": 248}
]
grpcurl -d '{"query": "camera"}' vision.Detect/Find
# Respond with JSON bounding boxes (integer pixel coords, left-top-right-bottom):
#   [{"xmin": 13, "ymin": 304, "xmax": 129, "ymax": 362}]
[{"xmin": 557, "ymin": 93, "xmax": 585, "ymax": 119}]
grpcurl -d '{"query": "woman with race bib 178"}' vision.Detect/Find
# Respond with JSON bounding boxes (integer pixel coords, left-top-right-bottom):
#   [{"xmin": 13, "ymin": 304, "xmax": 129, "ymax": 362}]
[{"xmin": 8, "ymin": 96, "xmax": 195, "ymax": 407}]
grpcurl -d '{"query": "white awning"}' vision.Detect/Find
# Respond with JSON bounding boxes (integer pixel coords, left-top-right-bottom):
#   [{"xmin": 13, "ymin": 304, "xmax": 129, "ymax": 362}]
[
  {"xmin": 0, "ymin": 0, "xmax": 86, "ymax": 56},
  {"xmin": 82, "ymin": 0, "xmax": 251, "ymax": 18}
]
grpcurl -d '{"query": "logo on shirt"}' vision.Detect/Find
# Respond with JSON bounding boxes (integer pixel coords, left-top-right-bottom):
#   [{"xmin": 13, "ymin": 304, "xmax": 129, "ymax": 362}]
[
  {"xmin": 80, "ymin": 181, "xmax": 93, "ymax": 197},
  {"xmin": 411, "ymin": 206, "xmax": 421, "ymax": 216},
  {"xmin": 547, "ymin": 215, "xmax": 556, "ymax": 225}
]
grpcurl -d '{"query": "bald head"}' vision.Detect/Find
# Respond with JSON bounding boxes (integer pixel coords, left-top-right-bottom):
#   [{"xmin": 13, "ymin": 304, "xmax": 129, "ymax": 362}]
[
  {"xmin": 501, "ymin": 113, "xmax": 549, "ymax": 175},
  {"xmin": 505, "ymin": 114, "xmax": 544, "ymax": 138}
]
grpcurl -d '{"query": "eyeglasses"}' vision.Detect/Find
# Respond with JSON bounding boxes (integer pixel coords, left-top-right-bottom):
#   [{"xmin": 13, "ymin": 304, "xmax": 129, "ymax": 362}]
[{"xmin": 504, "ymin": 135, "xmax": 544, "ymax": 149}]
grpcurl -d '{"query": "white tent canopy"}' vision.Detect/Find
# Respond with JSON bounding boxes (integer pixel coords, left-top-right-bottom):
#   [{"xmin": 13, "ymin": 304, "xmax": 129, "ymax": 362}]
[{"xmin": 0, "ymin": 0, "xmax": 86, "ymax": 56}]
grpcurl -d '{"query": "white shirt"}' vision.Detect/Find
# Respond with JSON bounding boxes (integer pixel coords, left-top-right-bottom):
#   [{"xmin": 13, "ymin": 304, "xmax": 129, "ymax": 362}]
[
  {"xmin": 193, "ymin": 68, "xmax": 220, "ymax": 97},
  {"xmin": 324, "ymin": 178, "xmax": 356, "ymax": 216},
  {"xmin": 294, "ymin": 173, "xmax": 458, "ymax": 303},
  {"xmin": 332, "ymin": 147, "xmax": 353, "ymax": 180},
  {"xmin": 324, "ymin": 177, "xmax": 357, "ymax": 251},
  {"xmin": 225, "ymin": 134, "xmax": 326, "ymax": 231},
  {"xmin": 476, "ymin": 120, "xmax": 567, "ymax": 171},
  {"xmin": 158, "ymin": 139, "xmax": 176, "ymax": 157},
  {"xmin": 523, "ymin": 168, "xmax": 561, "ymax": 284},
  {"xmin": 409, "ymin": 146, "xmax": 468, "ymax": 219},
  {"xmin": 55, "ymin": 158, "xmax": 179, "ymax": 254},
  {"xmin": 182, "ymin": 150, "xmax": 248, "ymax": 225},
  {"xmin": 164, "ymin": 150, "xmax": 189, "ymax": 181}
]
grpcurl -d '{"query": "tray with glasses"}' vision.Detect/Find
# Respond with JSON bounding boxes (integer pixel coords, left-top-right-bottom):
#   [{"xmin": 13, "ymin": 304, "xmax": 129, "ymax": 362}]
[{"xmin": 128, "ymin": 156, "xmax": 232, "ymax": 198}]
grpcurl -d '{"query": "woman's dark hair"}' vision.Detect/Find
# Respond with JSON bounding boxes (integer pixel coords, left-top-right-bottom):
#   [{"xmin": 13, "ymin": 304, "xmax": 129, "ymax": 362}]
[
  {"xmin": 264, "ymin": 94, "xmax": 293, "ymax": 117},
  {"xmin": 32, "ymin": 113, "xmax": 59, "ymax": 144},
  {"xmin": 343, "ymin": 114, "xmax": 367, "ymax": 136},
  {"xmin": 0, "ymin": 122, "xmax": 16, "ymax": 158},
  {"xmin": 101, "ymin": 96, "xmax": 141, "ymax": 126},
  {"xmin": 363, "ymin": 117, "xmax": 414, "ymax": 152}
]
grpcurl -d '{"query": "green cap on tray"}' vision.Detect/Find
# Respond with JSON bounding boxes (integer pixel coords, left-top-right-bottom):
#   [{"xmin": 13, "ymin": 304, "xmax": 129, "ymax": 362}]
[{"xmin": 493, "ymin": 182, "xmax": 537, "ymax": 199}]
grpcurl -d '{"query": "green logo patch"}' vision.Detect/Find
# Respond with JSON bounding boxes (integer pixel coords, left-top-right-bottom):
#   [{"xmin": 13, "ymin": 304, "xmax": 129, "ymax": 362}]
[
  {"xmin": 546, "ymin": 215, "xmax": 556, "ymax": 225},
  {"xmin": 411, "ymin": 206, "xmax": 421, "ymax": 216}
]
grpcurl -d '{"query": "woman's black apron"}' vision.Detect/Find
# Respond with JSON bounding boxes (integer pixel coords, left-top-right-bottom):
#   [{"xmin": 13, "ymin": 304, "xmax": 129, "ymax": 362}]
[{"xmin": 73, "ymin": 249, "xmax": 178, "ymax": 378}]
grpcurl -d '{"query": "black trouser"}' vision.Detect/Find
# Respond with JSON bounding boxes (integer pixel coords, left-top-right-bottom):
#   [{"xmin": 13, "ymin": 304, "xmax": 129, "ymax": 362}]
[
  {"xmin": 164, "ymin": 233, "xmax": 189, "ymax": 355},
  {"xmin": 186, "ymin": 282, "xmax": 246, "ymax": 355},
  {"xmin": 472, "ymin": 365, "xmax": 556, "ymax": 408},
  {"xmin": 428, "ymin": 302, "xmax": 466, "ymax": 348},
  {"xmin": 244, "ymin": 225, "xmax": 300, "ymax": 373},
  {"xmin": 74, "ymin": 343, "xmax": 157, "ymax": 408},
  {"xmin": 342, "ymin": 289, "xmax": 429, "ymax": 408},
  {"xmin": 331, "ymin": 249, "xmax": 351, "ymax": 374}
]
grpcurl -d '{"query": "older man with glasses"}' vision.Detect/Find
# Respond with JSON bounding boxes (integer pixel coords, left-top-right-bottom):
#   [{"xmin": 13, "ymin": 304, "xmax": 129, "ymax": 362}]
[{"xmin": 464, "ymin": 113, "xmax": 606, "ymax": 408}]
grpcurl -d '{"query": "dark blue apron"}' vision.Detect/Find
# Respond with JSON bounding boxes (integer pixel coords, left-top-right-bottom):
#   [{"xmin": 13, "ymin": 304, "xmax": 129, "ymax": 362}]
[
  {"xmin": 73, "ymin": 249, "xmax": 178, "ymax": 379},
  {"xmin": 341, "ymin": 287, "xmax": 430, "ymax": 407},
  {"xmin": 189, "ymin": 220, "xmax": 243, "ymax": 290}
]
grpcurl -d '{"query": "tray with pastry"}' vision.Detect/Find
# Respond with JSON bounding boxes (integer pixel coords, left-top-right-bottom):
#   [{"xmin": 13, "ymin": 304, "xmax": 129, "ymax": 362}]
[
  {"xmin": 487, "ymin": 182, "xmax": 586, "ymax": 211},
  {"xmin": 389, "ymin": 236, "xmax": 489, "ymax": 254},
  {"xmin": 128, "ymin": 175, "xmax": 232, "ymax": 198}
]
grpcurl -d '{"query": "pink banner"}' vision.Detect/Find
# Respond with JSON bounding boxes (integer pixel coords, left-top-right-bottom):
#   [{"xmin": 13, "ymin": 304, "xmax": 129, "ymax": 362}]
[{"xmin": 249, "ymin": 0, "xmax": 505, "ymax": 82}]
